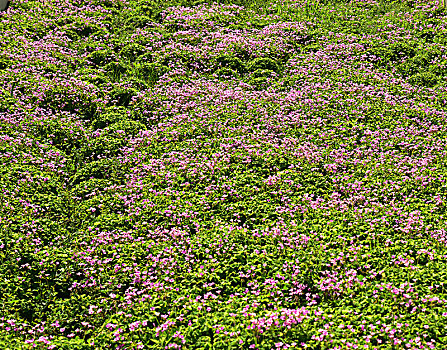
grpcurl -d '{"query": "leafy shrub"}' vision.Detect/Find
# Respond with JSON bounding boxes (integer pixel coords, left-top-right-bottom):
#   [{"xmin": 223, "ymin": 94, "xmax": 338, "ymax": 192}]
[
  {"xmin": 90, "ymin": 0, "xmax": 122, "ymax": 9},
  {"xmin": 429, "ymin": 61, "xmax": 447, "ymax": 78},
  {"xmin": 104, "ymin": 61, "xmax": 128, "ymax": 80},
  {"xmin": 247, "ymin": 56, "xmax": 280, "ymax": 73},
  {"xmin": 136, "ymin": 52, "xmax": 153, "ymax": 64},
  {"xmin": 34, "ymin": 119, "xmax": 86, "ymax": 154},
  {"xmin": 160, "ymin": 51, "xmax": 202, "ymax": 71},
  {"xmin": 248, "ymin": 76, "xmax": 269, "ymax": 90},
  {"xmin": 135, "ymin": 61, "xmax": 169, "ymax": 85},
  {"xmin": 82, "ymin": 135, "xmax": 126, "ymax": 159},
  {"xmin": 108, "ymin": 86, "xmax": 138, "ymax": 107},
  {"xmin": 419, "ymin": 27, "xmax": 437, "ymax": 42},
  {"xmin": 0, "ymin": 57, "xmax": 9, "ymax": 70},
  {"xmin": 70, "ymin": 159, "xmax": 116, "ymax": 185},
  {"xmin": 77, "ymin": 119, "xmax": 145, "ymax": 162},
  {"xmin": 86, "ymin": 49, "xmax": 115, "ymax": 66},
  {"xmin": 386, "ymin": 42, "xmax": 417, "ymax": 61},
  {"xmin": 78, "ymin": 67, "xmax": 109, "ymax": 86},
  {"xmin": 91, "ymin": 106, "xmax": 127, "ymax": 130},
  {"xmin": 301, "ymin": 42, "xmax": 321, "ymax": 53},
  {"xmin": 124, "ymin": 15, "xmax": 154, "ymax": 29},
  {"xmin": 214, "ymin": 67, "xmax": 239, "ymax": 79},
  {"xmin": 368, "ymin": 41, "xmax": 417, "ymax": 67},
  {"xmin": 213, "ymin": 54, "xmax": 246, "ymax": 74},
  {"xmin": 397, "ymin": 55, "xmax": 429, "ymax": 77},
  {"xmin": 251, "ymin": 68, "xmax": 276, "ymax": 79},
  {"xmin": 119, "ymin": 43, "xmax": 147, "ymax": 61},
  {"xmin": 40, "ymin": 86, "xmax": 98, "ymax": 119},
  {"xmin": 408, "ymin": 71, "xmax": 438, "ymax": 87},
  {"xmin": 69, "ymin": 19, "xmax": 107, "ymax": 38},
  {"xmin": 108, "ymin": 119, "xmax": 146, "ymax": 136}
]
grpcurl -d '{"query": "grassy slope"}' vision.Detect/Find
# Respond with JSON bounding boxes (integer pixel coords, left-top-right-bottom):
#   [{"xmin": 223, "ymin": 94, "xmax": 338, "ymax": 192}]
[{"xmin": 1, "ymin": 0, "xmax": 447, "ymax": 349}]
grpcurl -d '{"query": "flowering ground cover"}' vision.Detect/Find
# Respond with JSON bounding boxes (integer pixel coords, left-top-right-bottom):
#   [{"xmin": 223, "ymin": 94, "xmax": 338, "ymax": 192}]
[{"xmin": 1, "ymin": 0, "xmax": 447, "ymax": 348}]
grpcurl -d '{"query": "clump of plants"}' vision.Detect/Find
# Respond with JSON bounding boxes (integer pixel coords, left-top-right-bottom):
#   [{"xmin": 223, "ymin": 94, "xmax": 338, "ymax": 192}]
[{"xmin": 1, "ymin": 0, "xmax": 447, "ymax": 349}]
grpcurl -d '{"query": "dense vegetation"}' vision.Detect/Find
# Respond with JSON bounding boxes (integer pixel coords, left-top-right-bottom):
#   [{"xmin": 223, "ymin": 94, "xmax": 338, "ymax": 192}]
[{"xmin": 1, "ymin": 0, "xmax": 447, "ymax": 348}]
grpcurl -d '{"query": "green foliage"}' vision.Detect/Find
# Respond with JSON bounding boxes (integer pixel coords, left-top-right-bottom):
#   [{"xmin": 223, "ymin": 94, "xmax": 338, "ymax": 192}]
[
  {"xmin": 0, "ymin": 57, "xmax": 9, "ymax": 70},
  {"xmin": 251, "ymin": 68, "xmax": 276, "ymax": 79},
  {"xmin": 2, "ymin": 0, "xmax": 447, "ymax": 349},
  {"xmin": 214, "ymin": 67, "xmax": 240, "ymax": 79},
  {"xmin": 247, "ymin": 57, "xmax": 280, "ymax": 73},
  {"xmin": 108, "ymin": 86, "xmax": 138, "ymax": 107},
  {"xmin": 408, "ymin": 71, "xmax": 439, "ymax": 87},
  {"xmin": 87, "ymin": 50, "xmax": 115, "ymax": 66},
  {"xmin": 124, "ymin": 15, "xmax": 154, "ymax": 29},
  {"xmin": 119, "ymin": 43, "xmax": 146, "ymax": 61},
  {"xmin": 213, "ymin": 54, "xmax": 246, "ymax": 73},
  {"xmin": 134, "ymin": 61, "xmax": 169, "ymax": 85},
  {"xmin": 91, "ymin": 106, "xmax": 128, "ymax": 130}
]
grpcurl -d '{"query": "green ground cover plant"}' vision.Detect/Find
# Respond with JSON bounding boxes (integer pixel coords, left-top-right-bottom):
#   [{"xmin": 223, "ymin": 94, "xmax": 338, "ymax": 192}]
[{"xmin": 1, "ymin": 0, "xmax": 447, "ymax": 348}]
